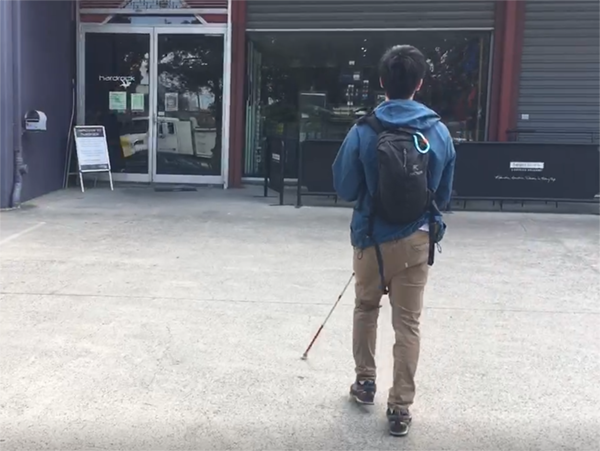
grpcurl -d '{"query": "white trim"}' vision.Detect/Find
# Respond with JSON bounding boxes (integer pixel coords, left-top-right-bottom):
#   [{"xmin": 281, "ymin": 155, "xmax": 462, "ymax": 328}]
[
  {"xmin": 80, "ymin": 8, "xmax": 228, "ymax": 15},
  {"xmin": 222, "ymin": 0, "xmax": 233, "ymax": 189},
  {"xmin": 149, "ymin": 28, "xmax": 158, "ymax": 179},
  {"xmin": 81, "ymin": 24, "xmax": 225, "ymax": 33},
  {"xmin": 87, "ymin": 23, "xmax": 225, "ymax": 27},
  {"xmin": 80, "ymin": 24, "xmax": 155, "ymax": 33},
  {"xmin": 247, "ymin": 27, "xmax": 494, "ymax": 32},
  {"xmin": 152, "ymin": 26, "xmax": 226, "ymax": 35},
  {"xmin": 0, "ymin": 222, "xmax": 46, "ymax": 246}
]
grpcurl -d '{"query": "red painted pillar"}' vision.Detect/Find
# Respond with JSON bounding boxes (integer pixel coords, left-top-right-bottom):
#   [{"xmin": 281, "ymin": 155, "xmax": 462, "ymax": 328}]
[
  {"xmin": 487, "ymin": 1, "xmax": 505, "ymax": 141},
  {"xmin": 228, "ymin": 0, "xmax": 246, "ymax": 188},
  {"xmin": 491, "ymin": 0, "xmax": 526, "ymax": 142},
  {"xmin": 508, "ymin": 0, "xmax": 526, "ymax": 140}
]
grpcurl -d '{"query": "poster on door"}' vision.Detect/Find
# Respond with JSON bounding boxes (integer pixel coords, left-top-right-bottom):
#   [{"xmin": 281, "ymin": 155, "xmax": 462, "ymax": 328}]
[
  {"xmin": 165, "ymin": 92, "xmax": 179, "ymax": 112},
  {"xmin": 130, "ymin": 93, "xmax": 145, "ymax": 112},
  {"xmin": 109, "ymin": 92, "xmax": 127, "ymax": 111}
]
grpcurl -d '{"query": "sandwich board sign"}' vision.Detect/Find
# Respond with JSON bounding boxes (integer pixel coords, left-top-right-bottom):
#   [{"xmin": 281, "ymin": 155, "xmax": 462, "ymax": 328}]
[{"xmin": 73, "ymin": 125, "xmax": 114, "ymax": 192}]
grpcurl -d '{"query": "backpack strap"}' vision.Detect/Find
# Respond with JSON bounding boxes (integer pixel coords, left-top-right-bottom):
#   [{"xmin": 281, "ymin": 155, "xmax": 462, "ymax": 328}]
[
  {"xmin": 427, "ymin": 195, "xmax": 438, "ymax": 266},
  {"xmin": 395, "ymin": 126, "xmax": 418, "ymax": 135},
  {"xmin": 365, "ymin": 213, "xmax": 388, "ymax": 294},
  {"xmin": 358, "ymin": 113, "xmax": 389, "ymax": 293},
  {"xmin": 357, "ymin": 112, "xmax": 386, "ymax": 134},
  {"xmin": 372, "ymin": 233, "xmax": 388, "ymax": 294}
]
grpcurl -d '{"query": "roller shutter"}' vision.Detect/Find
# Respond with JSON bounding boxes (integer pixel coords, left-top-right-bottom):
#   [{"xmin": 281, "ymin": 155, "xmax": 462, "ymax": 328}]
[
  {"xmin": 517, "ymin": 0, "xmax": 600, "ymax": 143},
  {"xmin": 247, "ymin": 0, "xmax": 495, "ymax": 30}
]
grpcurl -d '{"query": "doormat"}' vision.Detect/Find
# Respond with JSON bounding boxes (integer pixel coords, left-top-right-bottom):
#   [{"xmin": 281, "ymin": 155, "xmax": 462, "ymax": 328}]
[{"xmin": 154, "ymin": 185, "xmax": 198, "ymax": 193}]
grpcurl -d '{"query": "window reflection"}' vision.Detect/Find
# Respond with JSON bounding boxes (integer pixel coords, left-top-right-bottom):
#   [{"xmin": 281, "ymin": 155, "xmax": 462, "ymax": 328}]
[
  {"xmin": 244, "ymin": 31, "xmax": 492, "ymax": 177},
  {"xmin": 85, "ymin": 33, "xmax": 151, "ymax": 174},
  {"xmin": 84, "ymin": 33, "xmax": 224, "ymax": 177},
  {"xmin": 156, "ymin": 34, "xmax": 224, "ymax": 176}
]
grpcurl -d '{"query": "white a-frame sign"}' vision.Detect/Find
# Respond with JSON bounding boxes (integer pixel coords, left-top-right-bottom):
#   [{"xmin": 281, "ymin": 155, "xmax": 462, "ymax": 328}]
[{"xmin": 73, "ymin": 126, "xmax": 114, "ymax": 193}]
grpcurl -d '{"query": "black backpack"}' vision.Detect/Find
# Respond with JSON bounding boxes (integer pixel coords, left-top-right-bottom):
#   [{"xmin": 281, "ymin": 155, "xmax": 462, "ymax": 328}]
[
  {"xmin": 359, "ymin": 113, "xmax": 432, "ymax": 225},
  {"xmin": 358, "ymin": 113, "xmax": 438, "ymax": 293}
]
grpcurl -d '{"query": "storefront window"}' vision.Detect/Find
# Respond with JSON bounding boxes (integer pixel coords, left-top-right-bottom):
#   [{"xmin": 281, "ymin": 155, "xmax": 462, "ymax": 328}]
[{"xmin": 244, "ymin": 31, "xmax": 492, "ymax": 177}]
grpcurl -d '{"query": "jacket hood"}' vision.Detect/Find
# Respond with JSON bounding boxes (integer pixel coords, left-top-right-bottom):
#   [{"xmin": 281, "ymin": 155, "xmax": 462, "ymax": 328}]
[{"xmin": 374, "ymin": 99, "xmax": 440, "ymax": 131}]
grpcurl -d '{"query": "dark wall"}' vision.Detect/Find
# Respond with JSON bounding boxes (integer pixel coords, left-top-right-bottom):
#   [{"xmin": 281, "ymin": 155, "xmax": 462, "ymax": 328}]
[
  {"xmin": 0, "ymin": 0, "xmax": 15, "ymax": 209},
  {"xmin": 19, "ymin": 0, "xmax": 75, "ymax": 203}
]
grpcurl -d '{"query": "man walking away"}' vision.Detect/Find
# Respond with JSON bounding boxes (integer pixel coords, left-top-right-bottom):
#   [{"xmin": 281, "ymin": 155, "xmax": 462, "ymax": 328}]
[{"xmin": 332, "ymin": 45, "xmax": 456, "ymax": 437}]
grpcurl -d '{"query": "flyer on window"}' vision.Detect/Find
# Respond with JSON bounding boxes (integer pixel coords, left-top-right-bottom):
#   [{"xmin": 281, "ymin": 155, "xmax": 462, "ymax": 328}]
[
  {"xmin": 108, "ymin": 92, "xmax": 127, "ymax": 111},
  {"xmin": 130, "ymin": 93, "xmax": 145, "ymax": 112},
  {"xmin": 165, "ymin": 92, "xmax": 179, "ymax": 112}
]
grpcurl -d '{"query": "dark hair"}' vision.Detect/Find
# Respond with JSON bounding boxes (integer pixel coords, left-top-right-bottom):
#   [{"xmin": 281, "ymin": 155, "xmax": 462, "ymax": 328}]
[{"xmin": 379, "ymin": 45, "xmax": 427, "ymax": 100}]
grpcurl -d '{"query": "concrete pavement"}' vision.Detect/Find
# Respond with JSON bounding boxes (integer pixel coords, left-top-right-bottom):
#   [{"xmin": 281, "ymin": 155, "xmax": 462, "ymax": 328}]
[{"xmin": 1, "ymin": 186, "xmax": 599, "ymax": 450}]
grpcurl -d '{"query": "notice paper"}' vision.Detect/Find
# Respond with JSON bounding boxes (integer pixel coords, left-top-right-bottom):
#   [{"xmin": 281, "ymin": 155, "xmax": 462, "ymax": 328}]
[
  {"xmin": 130, "ymin": 93, "xmax": 145, "ymax": 111},
  {"xmin": 165, "ymin": 92, "xmax": 179, "ymax": 112},
  {"xmin": 109, "ymin": 92, "xmax": 127, "ymax": 111}
]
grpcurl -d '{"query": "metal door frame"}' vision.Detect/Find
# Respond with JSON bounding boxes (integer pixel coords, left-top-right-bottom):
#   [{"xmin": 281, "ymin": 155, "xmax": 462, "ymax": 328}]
[
  {"xmin": 151, "ymin": 26, "xmax": 227, "ymax": 185},
  {"xmin": 78, "ymin": 25, "xmax": 154, "ymax": 183},
  {"xmin": 77, "ymin": 23, "xmax": 230, "ymax": 186}
]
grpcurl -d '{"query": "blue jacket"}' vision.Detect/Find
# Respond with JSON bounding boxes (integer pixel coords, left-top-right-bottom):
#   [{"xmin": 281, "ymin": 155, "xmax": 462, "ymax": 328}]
[{"xmin": 332, "ymin": 99, "xmax": 456, "ymax": 249}]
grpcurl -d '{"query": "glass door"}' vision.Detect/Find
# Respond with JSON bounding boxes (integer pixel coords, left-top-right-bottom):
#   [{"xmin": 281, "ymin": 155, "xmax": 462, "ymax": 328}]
[
  {"xmin": 82, "ymin": 28, "xmax": 154, "ymax": 182},
  {"xmin": 152, "ymin": 29, "xmax": 226, "ymax": 184},
  {"xmin": 80, "ymin": 26, "xmax": 228, "ymax": 185}
]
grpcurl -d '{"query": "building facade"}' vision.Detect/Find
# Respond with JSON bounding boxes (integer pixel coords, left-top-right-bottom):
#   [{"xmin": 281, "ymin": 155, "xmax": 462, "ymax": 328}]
[
  {"xmin": 0, "ymin": 0, "xmax": 75, "ymax": 208},
  {"xmin": 0, "ymin": 0, "xmax": 598, "ymax": 208}
]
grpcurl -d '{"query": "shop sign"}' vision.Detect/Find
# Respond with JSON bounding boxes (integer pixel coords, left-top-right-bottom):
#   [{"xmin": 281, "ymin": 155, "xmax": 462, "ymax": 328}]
[{"xmin": 98, "ymin": 75, "xmax": 135, "ymax": 89}]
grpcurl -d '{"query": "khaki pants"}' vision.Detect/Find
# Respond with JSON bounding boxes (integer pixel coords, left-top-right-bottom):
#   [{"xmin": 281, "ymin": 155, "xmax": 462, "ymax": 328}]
[{"xmin": 353, "ymin": 231, "xmax": 430, "ymax": 410}]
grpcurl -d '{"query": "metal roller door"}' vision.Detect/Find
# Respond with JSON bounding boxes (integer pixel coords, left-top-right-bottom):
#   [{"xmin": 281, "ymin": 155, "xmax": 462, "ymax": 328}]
[
  {"xmin": 247, "ymin": 0, "xmax": 495, "ymax": 30},
  {"xmin": 517, "ymin": 0, "xmax": 600, "ymax": 143}
]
